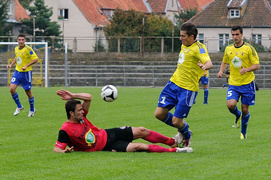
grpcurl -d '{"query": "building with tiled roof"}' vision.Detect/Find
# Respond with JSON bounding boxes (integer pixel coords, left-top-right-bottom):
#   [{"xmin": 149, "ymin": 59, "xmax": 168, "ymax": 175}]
[
  {"xmin": 177, "ymin": 0, "xmax": 213, "ymax": 11},
  {"xmin": 39, "ymin": 0, "xmax": 213, "ymax": 52},
  {"xmin": 6, "ymin": 0, "xmax": 29, "ymax": 35},
  {"xmin": 187, "ymin": 0, "xmax": 271, "ymax": 52}
]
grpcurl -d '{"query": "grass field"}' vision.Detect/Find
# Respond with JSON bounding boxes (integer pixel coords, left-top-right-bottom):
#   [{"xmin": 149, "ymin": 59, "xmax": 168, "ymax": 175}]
[{"xmin": 0, "ymin": 86, "xmax": 270, "ymax": 179}]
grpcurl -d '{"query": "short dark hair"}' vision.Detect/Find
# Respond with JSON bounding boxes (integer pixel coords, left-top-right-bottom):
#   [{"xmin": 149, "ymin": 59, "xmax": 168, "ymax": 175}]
[
  {"xmin": 65, "ymin": 99, "xmax": 81, "ymax": 119},
  {"xmin": 231, "ymin": 26, "xmax": 243, "ymax": 34},
  {"xmin": 17, "ymin": 33, "xmax": 26, "ymax": 39},
  {"xmin": 181, "ymin": 23, "xmax": 198, "ymax": 39}
]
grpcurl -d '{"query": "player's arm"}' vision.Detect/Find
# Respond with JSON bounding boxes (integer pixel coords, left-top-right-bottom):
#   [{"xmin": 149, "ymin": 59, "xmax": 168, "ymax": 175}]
[
  {"xmin": 7, "ymin": 58, "xmax": 17, "ymax": 69},
  {"xmin": 198, "ymin": 60, "xmax": 213, "ymax": 71},
  {"xmin": 240, "ymin": 64, "xmax": 260, "ymax": 75},
  {"xmin": 56, "ymin": 89, "xmax": 92, "ymax": 111},
  {"xmin": 21, "ymin": 58, "xmax": 38, "ymax": 71},
  {"xmin": 54, "ymin": 130, "xmax": 74, "ymax": 153},
  {"xmin": 217, "ymin": 62, "xmax": 228, "ymax": 78},
  {"xmin": 53, "ymin": 146, "xmax": 74, "ymax": 153}
]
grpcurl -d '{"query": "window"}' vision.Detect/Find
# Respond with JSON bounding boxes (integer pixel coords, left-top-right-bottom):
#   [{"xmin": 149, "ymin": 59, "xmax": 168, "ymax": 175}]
[
  {"xmin": 219, "ymin": 34, "xmax": 229, "ymax": 50},
  {"xmin": 58, "ymin": 9, "xmax": 69, "ymax": 20},
  {"xmin": 252, "ymin": 34, "xmax": 262, "ymax": 45},
  {"xmin": 230, "ymin": 9, "xmax": 240, "ymax": 18},
  {"xmin": 8, "ymin": 2, "xmax": 12, "ymax": 15},
  {"xmin": 199, "ymin": 33, "xmax": 204, "ymax": 44}
]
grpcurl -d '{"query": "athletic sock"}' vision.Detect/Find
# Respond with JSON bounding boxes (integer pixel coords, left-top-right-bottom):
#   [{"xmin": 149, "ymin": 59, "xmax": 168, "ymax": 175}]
[
  {"xmin": 12, "ymin": 92, "xmax": 22, "ymax": 108},
  {"xmin": 204, "ymin": 88, "xmax": 209, "ymax": 103},
  {"xmin": 29, "ymin": 97, "xmax": 35, "ymax": 111},
  {"xmin": 143, "ymin": 130, "xmax": 175, "ymax": 146},
  {"xmin": 178, "ymin": 121, "xmax": 191, "ymax": 140},
  {"xmin": 162, "ymin": 112, "xmax": 175, "ymax": 127},
  {"xmin": 148, "ymin": 144, "xmax": 176, "ymax": 153},
  {"xmin": 229, "ymin": 106, "xmax": 241, "ymax": 123},
  {"xmin": 241, "ymin": 112, "xmax": 250, "ymax": 135}
]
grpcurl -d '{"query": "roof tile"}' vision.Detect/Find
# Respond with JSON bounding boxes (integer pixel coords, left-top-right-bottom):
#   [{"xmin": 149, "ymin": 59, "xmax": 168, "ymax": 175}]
[
  {"xmin": 15, "ymin": 0, "xmax": 29, "ymax": 22},
  {"xmin": 188, "ymin": 0, "xmax": 271, "ymax": 27}
]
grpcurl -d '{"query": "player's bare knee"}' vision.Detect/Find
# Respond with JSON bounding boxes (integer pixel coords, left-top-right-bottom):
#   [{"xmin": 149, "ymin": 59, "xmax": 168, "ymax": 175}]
[
  {"xmin": 9, "ymin": 88, "xmax": 16, "ymax": 94},
  {"xmin": 154, "ymin": 111, "xmax": 165, "ymax": 121},
  {"xmin": 139, "ymin": 127, "xmax": 150, "ymax": 137}
]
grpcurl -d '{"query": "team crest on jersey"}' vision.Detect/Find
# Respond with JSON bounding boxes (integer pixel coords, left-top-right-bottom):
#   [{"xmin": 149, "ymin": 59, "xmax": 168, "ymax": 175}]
[
  {"xmin": 178, "ymin": 52, "xmax": 185, "ymax": 64},
  {"xmin": 231, "ymin": 56, "xmax": 242, "ymax": 68},
  {"xmin": 85, "ymin": 129, "xmax": 95, "ymax": 146},
  {"xmin": 16, "ymin": 57, "xmax": 22, "ymax": 64}
]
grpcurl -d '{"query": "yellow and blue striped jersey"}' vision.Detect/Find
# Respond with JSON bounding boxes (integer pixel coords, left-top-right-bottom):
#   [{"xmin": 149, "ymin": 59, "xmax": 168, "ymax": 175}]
[
  {"xmin": 170, "ymin": 41, "xmax": 211, "ymax": 92},
  {"xmin": 222, "ymin": 42, "xmax": 259, "ymax": 86},
  {"xmin": 14, "ymin": 44, "xmax": 38, "ymax": 72}
]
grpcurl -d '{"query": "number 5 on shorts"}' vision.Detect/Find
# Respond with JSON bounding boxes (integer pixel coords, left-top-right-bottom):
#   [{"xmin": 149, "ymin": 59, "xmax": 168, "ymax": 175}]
[{"xmin": 227, "ymin": 90, "xmax": 232, "ymax": 97}]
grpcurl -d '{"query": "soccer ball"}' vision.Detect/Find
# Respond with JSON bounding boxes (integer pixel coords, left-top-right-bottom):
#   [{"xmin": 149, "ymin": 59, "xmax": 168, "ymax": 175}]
[{"xmin": 101, "ymin": 85, "xmax": 118, "ymax": 102}]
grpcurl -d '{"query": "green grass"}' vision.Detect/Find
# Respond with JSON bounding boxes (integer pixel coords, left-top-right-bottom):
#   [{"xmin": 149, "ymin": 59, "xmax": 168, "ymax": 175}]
[{"xmin": 0, "ymin": 87, "xmax": 270, "ymax": 179}]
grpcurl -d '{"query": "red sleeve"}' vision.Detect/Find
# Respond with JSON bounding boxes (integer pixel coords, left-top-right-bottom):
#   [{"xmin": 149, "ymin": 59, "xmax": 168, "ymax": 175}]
[
  {"xmin": 55, "ymin": 130, "xmax": 69, "ymax": 150},
  {"xmin": 55, "ymin": 140, "xmax": 68, "ymax": 150}
]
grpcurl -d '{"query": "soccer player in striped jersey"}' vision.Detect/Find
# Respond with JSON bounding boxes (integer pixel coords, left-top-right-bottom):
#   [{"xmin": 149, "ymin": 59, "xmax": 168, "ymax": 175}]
[
  {"xmin": 217, "ymin": 26, "xmax": 260, "ymax": 139},
  {"xmin": 154, "ymin": 23, "xmax": 213, "ymax": 148},
  {"xmin": 7, "ymin": 34, "xmax": 38, "ymax": 117}
]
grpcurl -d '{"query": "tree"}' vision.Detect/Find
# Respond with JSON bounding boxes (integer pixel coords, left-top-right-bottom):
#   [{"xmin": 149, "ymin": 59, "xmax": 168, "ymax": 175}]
[
  {"xmin": 0, "ymin": 0, "xmax": 12, "ymax": 36},
  {"xmin": 19, "ymin": 0, "xmax": 32, "ymax": 9},
  {"xmin": 20, "ymin": 0, "xmax": 61, "ymax": 38},
  {"xmin": 175, "ymin": 7, "xmax": 198, "ymax": 27},
  {"xmin": 104, "ymin": 9, "xmax": 174, "ymax": 52}
]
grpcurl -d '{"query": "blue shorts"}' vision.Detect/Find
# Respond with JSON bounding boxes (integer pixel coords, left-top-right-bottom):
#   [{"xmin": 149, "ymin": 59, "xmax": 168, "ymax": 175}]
[
  {"xmin": 200, "ymin": 76, "xmax": 209, "ymax": 85},
  {"xmin": 11, "ymin": 70, "xmax": 32, "ymax": 90},
  {"xmin": 157, "ymin": 81, "xmax": 197, "ymax": 119},
  {"xmin": 227, "ymin": 81, "xmax": 256, "ymax": 105}
]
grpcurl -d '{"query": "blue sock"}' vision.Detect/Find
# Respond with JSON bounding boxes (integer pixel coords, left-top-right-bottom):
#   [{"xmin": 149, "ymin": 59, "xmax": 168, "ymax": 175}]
[
  {"xmin": 29, "ymin": 97, "xmax": 35, "ymax": 111},
  {"xmin": 229, "ymin": 106, "xmax": 241, "ymax": 123},
  {"xmin": 162, "ymin": 112, "xmax": 174, "ymax": 127},
  {"xmin": 12, "ymin": 92, "xmax": 22, "ymax": 108},
  {"xmin": 178, "ymin": 121, "xmax": 191, "ymax": 139},
  {"xmin": 204, "ymin": 88, "xmax": 208, "ymax": 104},
  {"xmin": 241, "ymin": 113, "xmax": 250, "ymax": 135}
]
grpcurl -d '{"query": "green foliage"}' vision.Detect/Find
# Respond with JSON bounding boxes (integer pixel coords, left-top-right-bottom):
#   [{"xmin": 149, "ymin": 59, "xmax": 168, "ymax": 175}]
[
  {"xmin": 93, "ymin": 38, "xmax": 106, "ymax": 52},
  {"xmin": 19, "ymin": 0, "xmax": 32, "ymax": 9},
  {"xmin": 104, "ymin": 9, "xmax": 174, "ymax": 52},
  {"xmin": 20, "ymin": 0, "xmax": 61, "ymax": 38},
  {"xmin": 0, "ymin": 0, "xmax": 12, "ymax": 36},
  {"xmin": 0, "ymin": 87, "xmax": 271, "ymax": 179},
  {"xmin": 174, "ymin": 7, "xmax": 198, "ymax": 28}
]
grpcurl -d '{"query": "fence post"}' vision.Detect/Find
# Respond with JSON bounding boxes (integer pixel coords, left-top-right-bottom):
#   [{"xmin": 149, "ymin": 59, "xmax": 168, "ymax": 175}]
[
  {"xmin": 118, "ymin": 38, "xmax": 120, "ymax": 53},
  {"xmin": 161, "ymin": 37, "xmax": 164, "ymax": 56},
  {"xmin": 73, "ymin": 37, "xmax": 77, "ymax": 53}
]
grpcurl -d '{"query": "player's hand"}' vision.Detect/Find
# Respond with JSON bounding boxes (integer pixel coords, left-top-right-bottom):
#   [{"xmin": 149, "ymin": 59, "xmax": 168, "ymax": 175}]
[
  {"xmin": 65, "ymin": 146, "xmax": 74, "ymax": 153},
  {"xmin": 57, "ymin": 89, "xmax": 74, "ymax": 100},
  {"xmin": 217, "ymin": 71, "xmax": 223, "ymax": 78},
  {"xmin": 21, "ymin": 66, "xmax": 27, "ymax": 71},
  {"xmin": 6, "ymin": 65, "xmax": 11, "ymax": 69},
  {"xmin": 240, "ymin": 66, "xmax": 247, "ymax": 75},
  {"xmin": 197, "ymin": 61, "xmax": 205, "ymax": 70}
]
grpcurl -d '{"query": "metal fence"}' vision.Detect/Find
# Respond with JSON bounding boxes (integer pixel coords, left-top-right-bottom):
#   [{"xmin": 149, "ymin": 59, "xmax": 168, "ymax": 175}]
[
  {"xmin": 1, "ymin": 35, "xmax": 271, "ymax": 54},
  {"xmin": 48, "ymin": 64, "xmax": 271, "ymax": 88}
]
